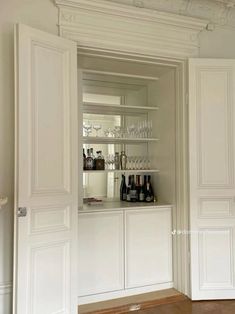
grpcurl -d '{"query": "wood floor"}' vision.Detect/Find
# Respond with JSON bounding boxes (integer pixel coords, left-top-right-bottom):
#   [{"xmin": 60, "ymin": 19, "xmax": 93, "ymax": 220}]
[
  {"xmin": 79, "ymin": 289, "xmax": 235, "ymax": 314},
  {"xmin": 138, "ymin": 299, "xmax": 235, "ymax": 314}
]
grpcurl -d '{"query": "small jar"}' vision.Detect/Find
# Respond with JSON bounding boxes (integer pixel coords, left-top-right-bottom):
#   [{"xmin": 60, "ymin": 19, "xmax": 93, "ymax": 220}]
[{"xmin": 120, "ymin": 151, "xmax": 127, "ymax": 170}]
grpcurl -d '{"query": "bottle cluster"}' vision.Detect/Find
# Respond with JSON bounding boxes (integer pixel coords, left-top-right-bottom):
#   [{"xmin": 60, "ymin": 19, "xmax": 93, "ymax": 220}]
[
  {"xmin": 83, "ymin": 148, "xmax": 105, "ymax": 170},
  {"xmin": 83, "ymin": 148, "xmax": 127, "ymax": 171},
  {"xmin": 120, "ymin": 174, "xmax": 155, "ymax": 203}
]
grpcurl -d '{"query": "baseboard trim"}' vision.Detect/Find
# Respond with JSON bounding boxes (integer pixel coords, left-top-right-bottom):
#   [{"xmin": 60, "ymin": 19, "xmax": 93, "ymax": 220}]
[
  {"xmin": 79, "ymin": 292, "xmax": 188, "ymax": 314},
  {"xmin": 79, "ymin": 282, "xmax": 173, "ymax": 304},
  {"xmin": 0, "ymin": 282, "xmax": 12, "ymax": 295}
]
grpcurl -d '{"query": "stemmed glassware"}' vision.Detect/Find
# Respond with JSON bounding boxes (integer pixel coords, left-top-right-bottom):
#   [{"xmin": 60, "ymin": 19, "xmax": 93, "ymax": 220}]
[
  {"xmin": 122, "ymin": 155, "xmax": 152, "ymax": 170},
  {"xmin": 83, "ymin": 122, "xmax": 92, "ymax": 137},
  {"xmin": 93, "ymin": 124, "xmax": 102, "ymax": 137},
  {"xmin": 106, "ymin": 154, "xmax": 114, "ymax": 169}
]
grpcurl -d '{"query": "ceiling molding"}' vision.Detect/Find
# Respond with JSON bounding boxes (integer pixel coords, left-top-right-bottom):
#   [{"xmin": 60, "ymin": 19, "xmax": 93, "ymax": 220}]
[
  {"xmin": 55, "ymin": 0, "xmax": 208, "ymax": 58},
  {"xmin": 108, "ymin": 0, "xmax": 235, "ymax": 28}
]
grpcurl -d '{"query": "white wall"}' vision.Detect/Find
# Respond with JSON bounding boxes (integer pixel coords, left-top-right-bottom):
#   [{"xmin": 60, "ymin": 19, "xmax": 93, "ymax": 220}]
[
  {"xmin": 0, "ymin": 0, "xmax": 58, "ymax": 313},
  {"xmin": 199, "ymin": 26, "xmax": 235, "ymax": 58},
  {"xmin": 1, "ymin": 1, "xmax": 235, "ymax": 313}
]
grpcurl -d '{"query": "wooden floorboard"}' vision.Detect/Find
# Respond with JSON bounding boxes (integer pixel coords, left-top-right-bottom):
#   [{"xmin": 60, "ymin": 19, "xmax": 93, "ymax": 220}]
[
  {"xmin": 78, "ymin": 290, "xmax": 186, "ymax": 314},
  {"xmin": 79, "ymin": 293, "xmax": 235, "ymax": 314},
  {"xmin": 138, "ymin": 299, "xmax": 235, "ymax": 314}
]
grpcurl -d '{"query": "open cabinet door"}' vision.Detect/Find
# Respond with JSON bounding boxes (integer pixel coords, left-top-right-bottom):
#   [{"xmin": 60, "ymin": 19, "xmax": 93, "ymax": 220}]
[
  {"xmin": 189, "ymin": 59, "xmax": 235, "ymax": 300},
  {"xmin": 14, "ymin": 24, "xmax": 78, "ymax": 314}
]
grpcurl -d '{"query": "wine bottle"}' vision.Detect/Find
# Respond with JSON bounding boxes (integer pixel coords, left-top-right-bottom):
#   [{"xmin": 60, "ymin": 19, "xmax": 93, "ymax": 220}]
[
  {"xmin": 126, "ymin": 175, "xmax": 131, "ymax": 202},
  {"xmin": 145, "ymin": 175, "xmax": 154, "ymax": 202},
  {"xmin": 83, "ymin": 148, "xmax": 86, "ymax": 170},
  {"xmin": 135, "ymin": 175, "xmax": 141, "ymax": 201},
  {"xmin": 120, "ymin": 174, "xmax": 127, "ymax": 201},
  {"xmin": 130, "ymin": 175, "xmax": 137, "ymax": 202},
  {"xmin": 139, "ymin": 175, "xmax": 145, "ymax": 202}
]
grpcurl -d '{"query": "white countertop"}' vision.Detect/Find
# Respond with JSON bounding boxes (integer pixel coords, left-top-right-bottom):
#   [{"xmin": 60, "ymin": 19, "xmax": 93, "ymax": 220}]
[{"xmin": 78, "ymin": 201, "xmax": 172, "ymax": 213}]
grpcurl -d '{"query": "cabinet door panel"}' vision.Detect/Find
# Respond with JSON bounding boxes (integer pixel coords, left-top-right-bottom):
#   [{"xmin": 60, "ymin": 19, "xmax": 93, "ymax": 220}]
[
  {"xmin": 189, "ymin": 58, "xmax": 235, "ymax": 300},
  {"xmin": 78, "ymin": 212, "xmax": 124, "ymax": 296},
  {"xmin": 15, "ymin": 24, "xmax": 78, "ymax": 314},
  {"xmin": 125, "ymin": 208, "xmax": 172, "ymax": 288}
]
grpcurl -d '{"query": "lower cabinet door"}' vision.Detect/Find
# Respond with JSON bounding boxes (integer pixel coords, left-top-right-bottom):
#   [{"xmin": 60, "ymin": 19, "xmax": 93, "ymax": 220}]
[
  {"xmin": 125, "ymin": 207, "xmax": 172, "ymax": 288},
  {"xmin": 78, "ymin": 211, "xmax": 124, "ymax": 296}
]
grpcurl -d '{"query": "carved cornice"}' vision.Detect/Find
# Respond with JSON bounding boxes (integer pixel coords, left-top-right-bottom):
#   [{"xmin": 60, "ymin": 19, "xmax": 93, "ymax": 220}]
[
  {"xmin": 55, "ymin": 0, "xmax": 208, "ymax": 58},
  {"xmin": 109, "ymin": 0, "xmax": 235, "ymax": 28}
]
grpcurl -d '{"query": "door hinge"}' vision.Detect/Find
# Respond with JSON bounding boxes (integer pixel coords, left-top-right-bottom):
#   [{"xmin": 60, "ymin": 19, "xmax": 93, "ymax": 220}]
[{"xmin": 18, "ymin": 207, "xmax": 27, "ymax": 217}]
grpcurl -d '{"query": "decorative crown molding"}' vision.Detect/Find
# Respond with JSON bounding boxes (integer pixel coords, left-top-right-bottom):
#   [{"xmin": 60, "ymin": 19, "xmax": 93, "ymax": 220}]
[
  {"xmin": 55, "ymin": 0, "xmax": 208, "ymax": 58},
  {"xmin": 108, "ymin": 0, "xmax": 235, "ymax": 28}
]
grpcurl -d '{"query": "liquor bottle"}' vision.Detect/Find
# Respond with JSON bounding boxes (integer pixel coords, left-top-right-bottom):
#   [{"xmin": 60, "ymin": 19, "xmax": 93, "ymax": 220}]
[
  {"xmin": 85, "ymin": 148, "xmax": 94, "ymax": 170},
  {"xmin": 126, "ymin": 175, "xmax": 131, "ymax": 202},
  {"xmin": 139, "ymin": 175, "xmax": 145, "ymax": 202},
  {"xmin": 83, "ymin": 148, "xmax": 86, "ymax": 170},
  {"xmin": 120, "ymin": 174, "xmax": 127, "ymax": 201},
  {"xmin": 135, "ymin": 175, "xmax": 141, "ymax": 201},
  {"xmin": 114, "ymin": 152, "xmax": 120, "ymax": 170},
  {"xmin": 120, "ymin": 151, "xmax": 127, "ymax": 170},
  {"xmin": 130, "ymin": 175, "xmax": 137, "ymax": 202},
  {"xmin": 90, "ymin": 148, "xmax": 95, "ymax": 170},
  {"xmin": 95, "ymin": 151, "xmax": 105, "ymax": 170},
  {"xmin": 145, "ymin": 175, "xmax": 154, "ymax": 202}
]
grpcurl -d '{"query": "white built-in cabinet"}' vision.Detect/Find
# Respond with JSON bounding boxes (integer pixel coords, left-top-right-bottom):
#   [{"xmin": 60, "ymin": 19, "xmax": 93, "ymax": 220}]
[
  {"xmin": 125, "ymin": 208, "xmax": 172, "ymax": 289},
  {"xmin": 78, "ymin": 207, "xmax": 172, "ymax": 304},
  {"xmin": 78, "ymin": 211, "xmax": 124, "ymax": 296}
]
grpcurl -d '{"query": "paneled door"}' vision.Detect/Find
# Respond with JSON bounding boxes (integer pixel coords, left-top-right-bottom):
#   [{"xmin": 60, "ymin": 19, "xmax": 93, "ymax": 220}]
[
  {"xmin": 14, "ymin": 24, "xmax": 79, "ymax": 314},
  {"xmin": 189, "ymin": 59, "xmax": 235, "ymax": 299}
]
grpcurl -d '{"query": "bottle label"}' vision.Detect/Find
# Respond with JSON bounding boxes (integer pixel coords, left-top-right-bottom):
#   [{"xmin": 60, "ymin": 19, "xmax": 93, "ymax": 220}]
[
  {"xmin": 86, "ymin": 158, "xmax": 94, "ymax": 170},
  {"xmin": 130, "ymin": 190, "xmax": 137, "ymax": 201},
  {"xmin": 139, "ymin": 192, "xmax": 145, "ymax": 202},
  {"xmin": 122, "ymin": 193, "xmax": 127, "ymax": 201},
  {"xmin": 95, "ymin": 159, "xmax": 105, "ymax": 170}
]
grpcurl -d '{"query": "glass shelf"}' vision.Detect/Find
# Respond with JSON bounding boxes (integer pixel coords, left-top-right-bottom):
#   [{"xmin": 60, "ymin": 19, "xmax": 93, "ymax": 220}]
[
  {"xmin": 83, "ymin": 169, "xmax": 159, "ymax": 173},
  {"xmin": 83, "ymin": 136, "xmax": 159, "ymax": 144},
  {"xmin": 83, "ymin": 102, "xmax": 159, "ymax": 115}
]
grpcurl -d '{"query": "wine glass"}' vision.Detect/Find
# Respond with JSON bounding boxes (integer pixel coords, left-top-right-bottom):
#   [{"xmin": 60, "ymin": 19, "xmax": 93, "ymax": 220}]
[
  {"xmin": 107, "ymin": 154, "xmax": 114, "ymax": 169},
  {"xmin": 114, "ymin": 126, "xmax": 121, "ymax": 138},
  {"xmin": 83, "ymin": 122, "xmax": 92, "ymax": 137},
  {"xmin": 93, "ymin": 124, "xmax": 102, "ymax": 137}
]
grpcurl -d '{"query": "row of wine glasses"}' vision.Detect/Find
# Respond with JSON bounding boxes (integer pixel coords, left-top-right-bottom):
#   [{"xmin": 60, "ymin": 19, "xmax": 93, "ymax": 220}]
[
  {"xmin": 83, "ymin": 123, "xmax": 102, "ymax": 137},
  {"xmin": 83, "ymin": 120, "xmax": 153, "ymax": 138},
  {"xmin": 105, "ymin": 155, "xmax": 151, "ymax": 170}
]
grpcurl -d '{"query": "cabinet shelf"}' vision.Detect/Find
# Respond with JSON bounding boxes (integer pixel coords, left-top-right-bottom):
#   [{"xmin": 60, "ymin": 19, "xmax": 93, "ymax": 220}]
[
  {"xmin": 83, "ymin": 136, "xmax": 159, "ymax": 144},
  {"xmin": 83, "ymin": 102, "xmax": 159, "ymax": 114},
  {"xmin": 83, "ymin": 169, "xmax": 159, "ymax": 174}
]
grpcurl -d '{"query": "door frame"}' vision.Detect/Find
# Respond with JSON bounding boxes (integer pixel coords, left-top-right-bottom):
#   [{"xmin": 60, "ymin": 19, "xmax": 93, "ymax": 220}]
[{"xmin": 77, "ymin": 47, "xmax": 190, "ymax": 297}]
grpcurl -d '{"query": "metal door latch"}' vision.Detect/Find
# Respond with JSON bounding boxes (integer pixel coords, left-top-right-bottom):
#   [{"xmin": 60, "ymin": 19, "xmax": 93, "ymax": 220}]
[{"xmin": 18, "ymin": 207, "xmax": 27, "ymax": 217}]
